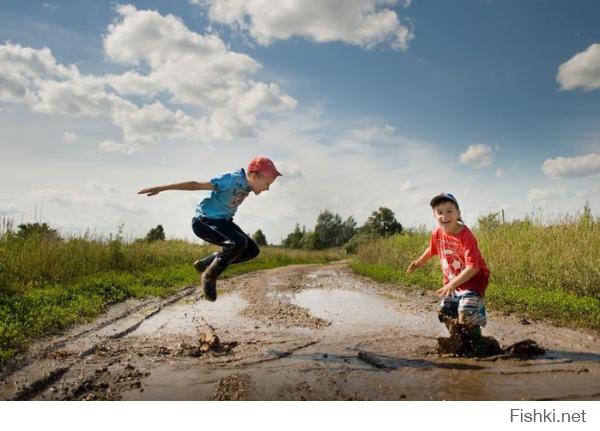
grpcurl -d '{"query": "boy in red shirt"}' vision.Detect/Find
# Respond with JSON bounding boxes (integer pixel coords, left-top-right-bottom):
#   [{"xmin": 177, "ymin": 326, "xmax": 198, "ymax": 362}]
[{"xmin": 406, "ymin": 193, "xmax": 490, "ymax": 356}]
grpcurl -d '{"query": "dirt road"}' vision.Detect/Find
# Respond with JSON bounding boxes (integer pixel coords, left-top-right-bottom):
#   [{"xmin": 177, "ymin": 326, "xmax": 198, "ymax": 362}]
[{"xmin": 2, "ymin": 262, "xmax": 600, "ymax": 400}]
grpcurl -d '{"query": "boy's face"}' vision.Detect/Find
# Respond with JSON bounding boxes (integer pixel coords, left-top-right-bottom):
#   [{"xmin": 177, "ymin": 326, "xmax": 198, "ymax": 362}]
[
  {"xmin": 248, "ymin": 172, "xmax": 276, "ymax": 195},
  {"xmin": 432, "ymin": 201, "xmax": 461, "ymax": 233}
]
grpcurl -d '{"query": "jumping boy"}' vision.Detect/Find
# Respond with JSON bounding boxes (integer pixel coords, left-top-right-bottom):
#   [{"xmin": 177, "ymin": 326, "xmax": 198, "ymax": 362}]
[
  {"xmin": 138, "ymin": 157, "xmax": 282, "ymax": 302},
  {"xmin": 406, "ymin": 193, "xmax": 490, "ymax": 356}
]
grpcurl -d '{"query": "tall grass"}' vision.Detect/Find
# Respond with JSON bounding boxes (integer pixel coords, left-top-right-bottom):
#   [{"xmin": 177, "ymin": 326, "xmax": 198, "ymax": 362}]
[
  {"xmin": 352, "ymin": 215, "xmax": 600, "ymax": 330},
  {"xmin": 0, "ymin": 218, "xmax": 342, "ymax": 368}
]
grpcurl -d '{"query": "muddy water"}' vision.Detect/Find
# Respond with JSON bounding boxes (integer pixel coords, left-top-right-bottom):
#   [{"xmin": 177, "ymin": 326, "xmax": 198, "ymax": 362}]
[{"xmin": 2, "ymin": 263, "xmax": 600, "ymax": 400}]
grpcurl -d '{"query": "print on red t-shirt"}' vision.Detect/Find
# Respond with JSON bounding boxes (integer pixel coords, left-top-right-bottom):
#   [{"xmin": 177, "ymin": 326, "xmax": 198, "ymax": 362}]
[{"xmin": 429, "ymin": 226, "xmax": 490, "ymax": 296}]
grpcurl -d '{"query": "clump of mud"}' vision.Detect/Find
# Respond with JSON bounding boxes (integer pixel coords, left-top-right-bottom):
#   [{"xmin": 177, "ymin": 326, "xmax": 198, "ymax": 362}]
[
  {"xmin": 503, "ymin": 339, "xmax": 545, "ymax": 359},
  {"xmin": 178, "ymin": 330, "xmax": 237, "ymax": 357},
  {"xmin": 437, "ymin": 336, "xmax": 545, "ymax": 359}
]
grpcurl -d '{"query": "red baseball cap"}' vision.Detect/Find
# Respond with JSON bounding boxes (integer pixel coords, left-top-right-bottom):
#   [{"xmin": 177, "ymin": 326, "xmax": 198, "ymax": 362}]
[{"xmin": 247, "ymin": 157, "xmax": 282, "ymax": 178}]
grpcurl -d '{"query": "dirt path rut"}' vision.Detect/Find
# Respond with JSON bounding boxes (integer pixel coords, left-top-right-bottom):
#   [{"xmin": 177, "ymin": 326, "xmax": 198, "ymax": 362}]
[{"xmin": 2, "ymin": 262, "xmax": 600, "ymax": 400}]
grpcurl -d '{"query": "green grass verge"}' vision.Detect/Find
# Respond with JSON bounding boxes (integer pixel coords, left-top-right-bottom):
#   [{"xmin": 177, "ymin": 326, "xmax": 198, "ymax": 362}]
[
  {"xmin": 0, "ymin": 250, "xmax": 341, "ymax": 369},
  {"xmin": 350, "ymin": 261, "xmax": 600, "ymax": 332}
]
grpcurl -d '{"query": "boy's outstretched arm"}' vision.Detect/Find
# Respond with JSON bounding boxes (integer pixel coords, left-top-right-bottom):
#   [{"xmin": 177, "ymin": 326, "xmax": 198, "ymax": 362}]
[
  {"xmin": 138, "ymin": 181, "xmax": 214, "ymax": 196},
  {"xmin": 406, "ymin": 247, "xmax": 432, "ymax": 274}
]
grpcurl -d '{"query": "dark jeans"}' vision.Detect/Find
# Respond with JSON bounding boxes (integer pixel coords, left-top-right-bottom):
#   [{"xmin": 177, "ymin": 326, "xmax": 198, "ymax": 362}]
[{"xmin": 191, "ymin": 217, "xmax": 260, "ymax": 266}]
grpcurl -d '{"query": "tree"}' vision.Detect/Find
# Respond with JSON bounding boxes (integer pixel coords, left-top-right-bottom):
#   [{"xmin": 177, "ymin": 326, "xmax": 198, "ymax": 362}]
[
  {"xmin": 252, "ymin": 229, "xmax": 267, "ymax": 246},
  {"xmin": 282, "ymin": 223, "xmax": 305, "ymax": 248},
  {"xmin": 314, "ymin": 210, "xmax": 339, "ymax": 249},
  {"xmin": 361, "ymin": 207, "xmax": 402, "ymax": 237},
  {"xmin": 299, "ymin": 231, "xmax": 316, "ymax": 249},
  {"xmin": 17, "ymin": 222, "xmax": 62, "ymax": 241},
  {"xmin": 313, "ymin": 210, "xmax": 356, "ymax": 249},
  {"xmin": 145, "ymin": 225, "xmax": 165, "ymax": 242}
]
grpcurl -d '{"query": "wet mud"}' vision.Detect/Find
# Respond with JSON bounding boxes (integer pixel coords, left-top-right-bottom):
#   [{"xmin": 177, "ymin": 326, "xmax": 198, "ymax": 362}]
[{"xmin": 1, "ymin": 262, "xmax": 600, "ymax": 400}]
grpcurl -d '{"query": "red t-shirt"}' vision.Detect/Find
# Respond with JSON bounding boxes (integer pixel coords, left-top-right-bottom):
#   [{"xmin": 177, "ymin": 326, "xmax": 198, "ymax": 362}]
[{"xmin": 429, "ymin": 225, "xmax": 490, "ymax": 296}]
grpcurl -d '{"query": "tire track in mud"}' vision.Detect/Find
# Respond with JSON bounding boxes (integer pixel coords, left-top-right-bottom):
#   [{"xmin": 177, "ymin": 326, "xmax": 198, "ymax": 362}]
[{"xmin": 3, "ymin": 285, "xmax": 198, "ymax": 400}]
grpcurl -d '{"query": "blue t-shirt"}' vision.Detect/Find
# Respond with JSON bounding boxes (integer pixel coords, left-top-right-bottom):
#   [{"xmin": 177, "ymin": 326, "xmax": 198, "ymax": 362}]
[{"xmin": 195, "ymin": 168, "xmax": 251, "ymax": 220}]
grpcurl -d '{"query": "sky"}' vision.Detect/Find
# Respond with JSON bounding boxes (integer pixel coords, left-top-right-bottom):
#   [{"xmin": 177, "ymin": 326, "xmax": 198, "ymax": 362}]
[{"xmin": 1, "ymin": 0, "xmax": 600, "ymax": 244}]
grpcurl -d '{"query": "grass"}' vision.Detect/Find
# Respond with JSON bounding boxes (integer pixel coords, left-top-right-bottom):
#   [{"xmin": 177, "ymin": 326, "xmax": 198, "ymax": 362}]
[
  {"xmin": 351, "ymin": 215, "xmax": 600, "ymax": 332},
  {"xmin": 0, "ymin": 222, "xmax": 342, "ymax": 368}
]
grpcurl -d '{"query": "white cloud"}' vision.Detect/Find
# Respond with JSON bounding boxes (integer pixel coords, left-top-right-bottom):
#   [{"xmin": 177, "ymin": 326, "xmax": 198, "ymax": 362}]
[
  {"xmin": 43, "ymin": 3, "xmax": 58, "ymax": 10},
  {"xmin": 495, "ymin": 168, "xmax": 504, "ymax": 178},
  {"xmin": 0, "ymin": 42, "xmax": 75, "ymax": 104},
  {"xmin": 527, "ymin": 187, "xmax": 569, "ymax": 202},
  {"xmin": 557, "ymin": 43, "xmax": 600, "ymax": 91},
  {"xmin": 0, "ymin": 5, "xmax": 296, "ymax": 154},
  {"xmin": 63, "ymin": 131, "xmax": 78, "ymax": 143},
  {"xmin": 542, "ymin": 153, "xmax": 600, "ymax": 178},
  {"xmin": 194, "ymin": 0, "xmax": 414, "ymax": 50},
  {"xmin": 459, "ymin": 144, "xmax": 493, "ymax": 169},
  {"xmin": 103, "ymin": 6, "xmax": 296, "ymax": 115}
]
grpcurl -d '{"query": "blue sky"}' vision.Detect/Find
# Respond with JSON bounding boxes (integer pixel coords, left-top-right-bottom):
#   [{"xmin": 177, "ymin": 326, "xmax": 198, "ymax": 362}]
[{"xmin": 1, "ymin": 0, "xmax": 600, "ymax": 243}]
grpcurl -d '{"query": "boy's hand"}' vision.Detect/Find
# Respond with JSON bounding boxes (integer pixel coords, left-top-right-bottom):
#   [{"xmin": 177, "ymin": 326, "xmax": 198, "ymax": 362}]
[
  {"xmin": 437, "ymin": 284, "xmax": 456, "ymax": 297},
  {"xmin": 406, "ymin": 261, "xmax": 419, "ymax": 274},
  {"xmin": 138, "ymin": 187, "xmax": 162, "ymax": 196}
]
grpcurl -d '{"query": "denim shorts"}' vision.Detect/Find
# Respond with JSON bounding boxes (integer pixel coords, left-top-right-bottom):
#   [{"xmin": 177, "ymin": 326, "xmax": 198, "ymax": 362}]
[{"xmin": 438, "ymin": 290, "xmax": 487, "ymax": 327}]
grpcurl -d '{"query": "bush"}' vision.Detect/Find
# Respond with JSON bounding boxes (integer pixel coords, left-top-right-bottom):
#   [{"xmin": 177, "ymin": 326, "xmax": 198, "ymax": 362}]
[
  {"xmin": 343, "ymin": 233, "xmax": 379, "ymax": 254},
  {"xmin": 145, "ymin": 225, "xmax": 165, "ymax": 242},
  {"xmin": 16, "ymin": 222, "xmax": 62, "ymax": 242}
]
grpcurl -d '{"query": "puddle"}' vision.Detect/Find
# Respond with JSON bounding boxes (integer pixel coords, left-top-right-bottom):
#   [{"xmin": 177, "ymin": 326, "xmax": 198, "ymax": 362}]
[
  {"xmin": 125, "ymin": 293, "xmax": 251, "ymax": 337},
  {"xmin": 290, "ymin": 288, "xmax": 408, "ymax": 329}
]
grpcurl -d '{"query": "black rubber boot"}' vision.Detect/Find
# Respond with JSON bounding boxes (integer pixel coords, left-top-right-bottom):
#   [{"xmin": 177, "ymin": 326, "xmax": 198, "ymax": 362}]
[
  {"xmin": 193, "ymin": 253, "xmax": 217, "ymax": 274},
  {"xmin": 200, "ymin": 257, "xmax": 228, "ymax": 302}
]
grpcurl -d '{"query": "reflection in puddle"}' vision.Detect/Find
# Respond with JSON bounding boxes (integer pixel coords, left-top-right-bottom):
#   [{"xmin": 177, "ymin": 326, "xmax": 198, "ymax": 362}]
[
  {"xmin": 126, "ymin": 293, "xmax": 249, "ymax": 337},
  {"xmin": 290, "ymin": 288, "xmax": 403, "ymax": 328}
]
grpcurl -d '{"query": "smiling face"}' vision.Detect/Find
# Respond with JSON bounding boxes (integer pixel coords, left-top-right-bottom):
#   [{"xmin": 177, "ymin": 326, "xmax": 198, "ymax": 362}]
[
  {"xmin": 432, "ymin": 201, "xmax": 462, "ymax": 234},
  {"xmin": 247, "ymin": 172, "xmax": 276, "ymax": 195}
]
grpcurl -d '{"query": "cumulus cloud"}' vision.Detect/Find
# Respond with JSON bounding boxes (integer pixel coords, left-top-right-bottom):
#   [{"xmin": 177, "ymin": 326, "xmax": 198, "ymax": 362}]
[
  {"xmin": 557, "ymin": 43, "xmax": 600, "ymax": 91},
  {"xmin": 527, "ymin": 187, "xmax": 569, "ymax": 202},
  {"xmin": 63, "ymin": 131, "xmax": 78, "ymax": 143},
  {"xmin": 459, "ymin": 144, "xmax": 493, "ymax": 169},
  {"xmin": 495, "ymin": 168, "xmax": 504, "ymax": 178},
  {"xmin": 194, "ymin": 0, "xmax": 414, "ymax": 50},
  {"xmin": 0, "ymin": 42, "xmax": 76, "ymax": 104},
  {"xmin": 542, "ymin": 153, "xmax": 600, "ymax": 178},
  {"xmin": 0, "ymin": 5, "xmax": 296, "ymax": 154}
]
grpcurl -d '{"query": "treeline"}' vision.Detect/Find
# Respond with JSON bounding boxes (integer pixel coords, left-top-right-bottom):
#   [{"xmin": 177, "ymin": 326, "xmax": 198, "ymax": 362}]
[{"xmin": 281, "ymin": 207, "xmax": 403, "ymax": 251}]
